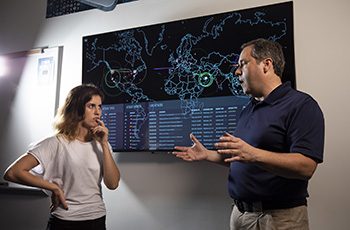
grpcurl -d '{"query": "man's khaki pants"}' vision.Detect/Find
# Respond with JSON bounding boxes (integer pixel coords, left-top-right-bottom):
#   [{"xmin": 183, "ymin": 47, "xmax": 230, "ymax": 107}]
[{"xmin": 230, "ymin": 204, "xmax": 309, "ymax": 230}]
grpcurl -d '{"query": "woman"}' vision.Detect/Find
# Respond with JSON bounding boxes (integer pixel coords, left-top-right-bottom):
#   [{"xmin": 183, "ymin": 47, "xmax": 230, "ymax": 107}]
[{"xmin": 3, "ymin": 84, "xmax": 120, "ymax": 229}]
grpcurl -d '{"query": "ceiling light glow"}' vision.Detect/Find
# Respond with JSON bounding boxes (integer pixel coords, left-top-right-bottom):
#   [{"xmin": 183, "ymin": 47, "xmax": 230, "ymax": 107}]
[{"xmin": 0, "ymin": 56, "xmax": 8, "ymax": 77}]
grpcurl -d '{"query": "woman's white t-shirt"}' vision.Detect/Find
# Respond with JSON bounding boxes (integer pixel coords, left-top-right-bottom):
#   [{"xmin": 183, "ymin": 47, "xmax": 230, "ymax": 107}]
[{"xmin": 29, "ymin": 135, "xmax": 110, "ymax": 221}]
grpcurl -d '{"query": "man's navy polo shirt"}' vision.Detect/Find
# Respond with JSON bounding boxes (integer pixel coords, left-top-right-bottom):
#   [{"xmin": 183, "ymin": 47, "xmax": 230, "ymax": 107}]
[{"xmin": 228, "ymin": 82, "xmax": 324, "ymax": 202}]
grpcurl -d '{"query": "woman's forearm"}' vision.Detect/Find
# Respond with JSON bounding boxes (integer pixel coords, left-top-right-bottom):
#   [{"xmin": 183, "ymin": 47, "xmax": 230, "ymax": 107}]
[{"xmin": 101, "ymin": 143, "xmax": 120, "ymax": 190}]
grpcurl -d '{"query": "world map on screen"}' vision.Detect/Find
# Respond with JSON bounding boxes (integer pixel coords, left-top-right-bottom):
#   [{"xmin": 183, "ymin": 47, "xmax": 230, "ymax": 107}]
[{"xmin": 82, "ymin": 2, "xmax": 295, "ymax": 151}]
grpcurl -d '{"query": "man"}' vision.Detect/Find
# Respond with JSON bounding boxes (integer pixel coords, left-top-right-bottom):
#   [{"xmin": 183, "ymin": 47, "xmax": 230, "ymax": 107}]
[{"xmin": 173, "ymin": 38, "xmax": 324, "ymax": 230}]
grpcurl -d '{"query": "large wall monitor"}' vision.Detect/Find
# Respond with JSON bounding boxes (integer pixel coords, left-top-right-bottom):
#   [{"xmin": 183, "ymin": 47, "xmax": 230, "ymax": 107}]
[{"xmin": 82, "ymin": 1, "xmax": 295, "ymax": 152}]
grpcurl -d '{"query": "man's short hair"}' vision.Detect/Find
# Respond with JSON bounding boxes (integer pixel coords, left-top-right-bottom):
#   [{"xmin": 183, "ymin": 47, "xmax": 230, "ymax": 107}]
[{"xmin": 241, "ymin": 38, "xmax": 285, "ymax": 78}]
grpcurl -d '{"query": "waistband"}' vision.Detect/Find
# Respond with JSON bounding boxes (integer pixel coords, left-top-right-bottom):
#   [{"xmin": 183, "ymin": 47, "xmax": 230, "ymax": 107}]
[{"xmin": 233, "ymin": 198, "xmax": 307, "ymax": 213}]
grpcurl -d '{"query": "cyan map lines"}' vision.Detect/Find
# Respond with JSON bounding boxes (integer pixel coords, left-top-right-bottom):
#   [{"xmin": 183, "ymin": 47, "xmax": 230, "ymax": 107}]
[{"xmin": 83, "ymin": 2, "xmax": 294, "ymax": 140}]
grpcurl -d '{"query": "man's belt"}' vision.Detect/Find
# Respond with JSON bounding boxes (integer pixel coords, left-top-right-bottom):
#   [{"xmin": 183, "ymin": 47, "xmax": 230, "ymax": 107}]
[{"xmin": 233, "ymin": 198, "xmax": 307, "ymax": 213}]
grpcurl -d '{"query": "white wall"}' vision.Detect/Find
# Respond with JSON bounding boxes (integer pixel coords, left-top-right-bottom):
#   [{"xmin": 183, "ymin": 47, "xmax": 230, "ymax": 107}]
[{"xmin": 0, "ymin": 0, "xmax": 349, "ymax": 229}]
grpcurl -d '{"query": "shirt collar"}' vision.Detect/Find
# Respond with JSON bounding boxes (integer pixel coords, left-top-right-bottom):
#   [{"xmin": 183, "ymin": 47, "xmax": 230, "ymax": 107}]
[{"xmin": 251, "ymin": 81, "xmax": 292, "ymax": 106}]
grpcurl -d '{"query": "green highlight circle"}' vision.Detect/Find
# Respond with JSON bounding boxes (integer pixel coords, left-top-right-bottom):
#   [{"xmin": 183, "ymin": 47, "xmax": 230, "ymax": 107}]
[
  {"xmin": 104, "ymin": 69, "xmax": 121, "ymax": 88},
  {"xmin": 197, "ymin": 72, "xmax": 213, "ymax": 87}
]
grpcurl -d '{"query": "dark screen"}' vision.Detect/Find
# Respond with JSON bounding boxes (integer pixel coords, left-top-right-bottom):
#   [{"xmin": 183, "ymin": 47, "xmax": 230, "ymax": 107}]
[{"xmin": 82, "ymin": 1, "xmax": 295, "ymax": 152}]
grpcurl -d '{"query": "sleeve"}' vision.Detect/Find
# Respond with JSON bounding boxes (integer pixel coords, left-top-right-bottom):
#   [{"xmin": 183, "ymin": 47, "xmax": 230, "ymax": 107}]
[
  {"xmin": 287, "ymin": 96, "xmax": 325, "ymax": 163},
  {"xmin": 27, "ymin": 136, "xmax": 60, "ymax": 175}
]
